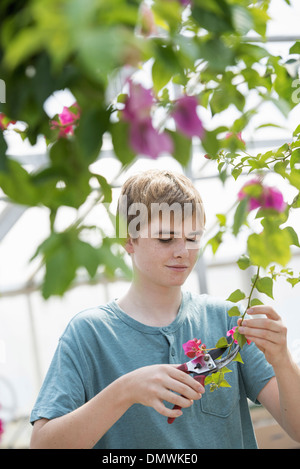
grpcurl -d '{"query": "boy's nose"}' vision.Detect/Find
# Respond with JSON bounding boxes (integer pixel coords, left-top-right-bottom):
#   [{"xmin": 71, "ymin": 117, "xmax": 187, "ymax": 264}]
[{"xmin": 173, "ymin": 240, "xmax": 189, "ymax": 258}]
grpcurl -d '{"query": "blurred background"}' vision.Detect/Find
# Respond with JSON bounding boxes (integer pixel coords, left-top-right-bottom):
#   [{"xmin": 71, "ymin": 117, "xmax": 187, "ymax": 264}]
[{"xmin": 1, "ymin": 0, "xmax": 300, "ymax": 449}]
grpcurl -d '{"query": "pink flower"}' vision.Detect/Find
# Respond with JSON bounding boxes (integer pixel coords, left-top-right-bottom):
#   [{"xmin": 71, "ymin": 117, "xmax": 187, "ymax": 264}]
[
  {"xmin": 129, "ymin": 119, "xmax": 173, "ymax": 159},
  {"xmin": 0, "ymin": 113, "xmax": 16, "ymax": 130},
  {"xmin": 0, "ymin": 418, "xmax": 4, "ymax": 441},
  {"xmin": 139, "ymin": 4, "xmax": 157, "ymax": 37},
  {"xmin": 227, "ymin": 326, "xmax": 251, "ymax": 345},
  {"xmin": 171, "ymin": 95, "xmax": 204, "ymax": 139},
  {"xmin": 227, "ymin": 327, "xmax": 239, "ymax": 344},
  {"xmin": 122, "ymin": 80, "xmax": 173, "ymax": 159},
  {"xmin": 182, "ymin": 338, "xmax": 206, "ymax": 358},
  {"xmin": 225, "ymin": 132, "xmax": 245, "ymax": 145},
  {"xmin": 123, "ymin": 81, "xmax": 154, "ymax": 124},
  {"xmin": 50, "ymin": 103, "xmax": 80, "ymax": 138},
  {"xmin": 238, "ymin": 178, "xmax": 286, "ymax": 213}
]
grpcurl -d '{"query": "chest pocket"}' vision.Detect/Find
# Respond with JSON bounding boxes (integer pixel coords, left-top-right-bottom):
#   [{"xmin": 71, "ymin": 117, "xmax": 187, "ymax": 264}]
[{"xmin": 200, "ymin": 367, "xmax": 240, "ymax": 418}]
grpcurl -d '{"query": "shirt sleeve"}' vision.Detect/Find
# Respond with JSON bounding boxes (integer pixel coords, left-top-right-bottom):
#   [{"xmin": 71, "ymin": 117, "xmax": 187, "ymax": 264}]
[{"xmin": 30, "ymin": 336, "xmax": 87, "ymax": 423}]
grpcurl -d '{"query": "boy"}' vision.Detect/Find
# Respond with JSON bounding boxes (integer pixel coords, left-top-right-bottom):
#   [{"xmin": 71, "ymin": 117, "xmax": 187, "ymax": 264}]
[{"xmin": 30, "ymin": 169, "xmax": 300, "ymax": 449}]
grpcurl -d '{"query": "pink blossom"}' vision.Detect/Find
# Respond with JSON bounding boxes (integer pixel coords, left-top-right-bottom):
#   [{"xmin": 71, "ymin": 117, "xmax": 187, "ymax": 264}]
[
  {"xmin": 129, "ymin": 119, "xmax": 173, "ymax": 159},
  {"xmin": 182, "ymin": 338, "xmax": 206, "ymax": 358},
  {"xmin": 123, "ymin": 81, "xmax": 154, "ymax": 124},
  {"xmin": 238, "ymin": 178, "xmax": 286, "ymax": 213},
  {"xmin": 50, "ymin": 103, "xmax": 80, "ymax": 138},
  {"xmin": 0, "ymin": 418, "xmax": 4, "ymax": 441},
  {"xmin": 225, "ymin": 132, "xmax": 245, "ymax": 145},
  {"xmin": 171, "ymin": 95, "xmax": 204, "ymax": 139},
  {"xmin": 227, "ymin": 326, "xmax": 251, "ymax": 345},
  {"xmin": 0, "ymin": 113, "xmax": 16, "ymax": 130},
  {"xmin": 122, "ymin": 80, "xmax": 173, "ymax": 158},
  {"xmin": 139, "ymin": 4, "xmax": 157, "ymax": 37}
]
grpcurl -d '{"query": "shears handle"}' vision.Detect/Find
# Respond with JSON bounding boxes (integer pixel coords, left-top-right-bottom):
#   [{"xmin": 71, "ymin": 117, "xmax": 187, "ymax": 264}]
[{"xmin": 167, "ymin": 366, "xmax": 206, "ymax": 424}]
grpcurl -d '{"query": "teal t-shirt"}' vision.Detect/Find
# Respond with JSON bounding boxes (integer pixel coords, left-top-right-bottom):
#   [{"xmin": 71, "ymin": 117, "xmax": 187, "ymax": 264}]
[{"xmin": 30, "ymin": 291, "xmax": 275, "ymax": 449}]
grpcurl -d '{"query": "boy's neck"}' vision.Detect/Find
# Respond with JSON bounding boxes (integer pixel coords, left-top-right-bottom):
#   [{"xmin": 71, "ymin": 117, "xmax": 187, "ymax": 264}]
[{"xmin": 117, "ymin": 282, "xmax": 182, "ymax": 328}]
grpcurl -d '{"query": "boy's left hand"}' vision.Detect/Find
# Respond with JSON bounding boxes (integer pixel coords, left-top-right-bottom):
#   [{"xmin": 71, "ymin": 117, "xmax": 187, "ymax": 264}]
[{"xmin": 238, "ymin": 306, "xmax": 288, "ymax": 368}]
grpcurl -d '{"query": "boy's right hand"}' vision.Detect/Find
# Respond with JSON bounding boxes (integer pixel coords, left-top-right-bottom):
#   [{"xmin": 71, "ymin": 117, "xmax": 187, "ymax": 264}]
[{"xmin": 123, "ymin": 364, "xmax": 205, "ymax": 420}]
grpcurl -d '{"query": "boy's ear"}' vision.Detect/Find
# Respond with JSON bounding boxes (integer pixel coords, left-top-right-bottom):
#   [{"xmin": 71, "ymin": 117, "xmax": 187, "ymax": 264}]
[{"xmin": 124, "ymin": 237, "xmax": 135, "ymax": 254}]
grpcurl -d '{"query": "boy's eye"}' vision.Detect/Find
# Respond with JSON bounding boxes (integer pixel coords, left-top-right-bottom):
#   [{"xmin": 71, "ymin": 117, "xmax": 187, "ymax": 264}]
[
  {"xmin": 158, "ymin": 237, "xmax": 199, "ymax": 244},
  {"xmin": 158, "ymin": 238, "xmax": 173, "ymax": 243}
]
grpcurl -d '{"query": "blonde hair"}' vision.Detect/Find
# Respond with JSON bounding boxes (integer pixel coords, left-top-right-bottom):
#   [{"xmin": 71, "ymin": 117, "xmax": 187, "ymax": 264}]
[{"xmin": 117, "ymin": 169, "xmax": 205, "ymax": 238}]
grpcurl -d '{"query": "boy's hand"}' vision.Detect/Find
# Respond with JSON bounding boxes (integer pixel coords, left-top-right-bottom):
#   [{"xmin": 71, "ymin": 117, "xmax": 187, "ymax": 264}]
[
  {"xmin": 124, "ymin": 364, "xmax": 204, "ymax": 420},
  {"xmin": 238, "ymin": 306, "xmax": 288, "ymax": 368}
]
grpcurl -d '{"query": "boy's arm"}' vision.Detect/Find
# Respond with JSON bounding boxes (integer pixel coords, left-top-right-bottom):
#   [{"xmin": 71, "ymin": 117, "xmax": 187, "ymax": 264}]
[
  {"xmin": 30, "ymin": 364, "xmax": 204, "ymax": 449},
  {"xmin": 238, "ymin": 306, "xmax": 300, "ymax": 443}
]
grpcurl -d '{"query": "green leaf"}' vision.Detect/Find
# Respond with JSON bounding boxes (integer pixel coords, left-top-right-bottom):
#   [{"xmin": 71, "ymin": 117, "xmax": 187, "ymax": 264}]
[
  {"xmin": 92, "ymin": 174, "xmax": 112, "ymax": 203},
  {"xmin": 73, "ymin": 240, "xmax": 100, "ymax": 278},
  {"xmin": 227, "ymin": 306, "xmax": 242, "ymax": 317},
  {"xmin": 283, "ymin": 226, "xmax": 300, "ymax": 247},
  {"xmin": 192, "ymin": 2, "xmax": 233, "ymax": 34},
  {"xmin": 237, "ymin": 254, "xmax": 251, "ymax": 270},
  {"xmin": 110, "ymin": 120, "xmax": 136, "ymax": 166},
  {"xmin": 232, "ymin": 198, "xmax": 248, "ymax": 236},
  {"xmin": 255, "ymin": 276, "xmax": 274, "ymax": 299},
  {"xmin": 75, "ymin": 107, "xmax": 110, "ymax": 163},
  {"xmin": 290, "ymin": 148, "xmax": 300, "ymax": 169},
  {"xmin": 230, "ymin": 5, "xmax": 254, "ymax": 35},
  {"xmin": 226, "ymin": 289, "xmax": 246, "ymax": 303},
  {"xmin": 0, "ymin": 159, "xmax": 39, "ymax": 206},
  {"xmin": 233, "ymin": 352, "xmax": 244, "ymax": 364},
  {"xmin": 219, "ymin": 378, "xmax": 231, "ymax": 388},
  {"xmin": 247, "ymin": 228, "xmax": 292, "ymax": 268},
  {"xmin": 250, "ymin": 298, "xmax": 264, "ymax": 306},
  {"xmin": 169, "ymin": 130, "xmax": 191, "ymax": 167},
  {"xmin": 215, "ymin": 337, "xmax": 229, "ymax": 348},
  {"xmin": 233, "ymin": 329, "xmax": 247, "ymax": 349},
  {"xmin": 287, "ymin": 277, "xmax": 300, "ymax": 287},
  {"xmin": 0, "ymin": 132, "xmax": 8, "ymax": 171},
  {"xmin": 206, "ymin": 230, "xmax": 224, "ymax": 255}
]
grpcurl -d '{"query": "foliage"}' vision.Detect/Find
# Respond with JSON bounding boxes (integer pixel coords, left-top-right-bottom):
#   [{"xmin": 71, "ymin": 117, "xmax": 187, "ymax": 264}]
[{"xmin": 0, "ymin": 0, "xmax": 300, "ymax": 302}]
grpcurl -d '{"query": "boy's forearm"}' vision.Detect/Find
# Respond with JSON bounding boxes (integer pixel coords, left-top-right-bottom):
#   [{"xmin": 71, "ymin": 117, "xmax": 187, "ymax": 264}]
[
  {"xmin": 30, "ymin": 374, "xmax": 132, "ymax": 449},
  {"xmin": 273, "ymin": 352, "xmax": 300, "ymax": 442}
]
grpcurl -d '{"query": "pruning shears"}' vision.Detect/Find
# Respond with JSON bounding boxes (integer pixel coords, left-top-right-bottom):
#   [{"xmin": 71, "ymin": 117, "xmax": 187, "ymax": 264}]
[{"xmin": 167, "ymin": 343, "xmax": 240, "ymax": 424}]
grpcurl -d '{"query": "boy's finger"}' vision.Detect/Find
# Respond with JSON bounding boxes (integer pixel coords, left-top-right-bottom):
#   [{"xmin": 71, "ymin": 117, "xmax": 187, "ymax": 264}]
[{"xmin": 247, "ymin": 306, "xmax": 281, "ymax": 321}]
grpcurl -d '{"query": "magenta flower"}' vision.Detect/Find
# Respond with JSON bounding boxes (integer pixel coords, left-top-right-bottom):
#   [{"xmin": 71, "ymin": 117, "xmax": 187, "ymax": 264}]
[
  {"xmin": 171, "ymin": 95, "xmax": 204, "ymax": 139},
  {"xmin": 182, "ymin": 338, "xmax": 206, "ymax": 358},
  {"xmin": 122, "ymin": 80, "xmax": 173, "ymax": 158},
  {"xmin": 227, "ymin": 327, "xmax": 239, "ymax": 344},
  {"xmin": 129, "ymin": 119, "xmax": 173, "ymax": 159},
  {"xmin": 0, "ymin": 418, "xmax": 4, "ymax": 441},
  {"xmin": 50, "ymin": 103, "xmax": 80, "ymax": 138},
  {"xmin": 227, "ymin": 326, "xmax": 251, "ymax": 345},
  {"xmin": 123, "ymin": 81, "xmax": 154, "ymax": 124},
  {"xmin": 238, "ymin": 178, "xmax": 286, "ymax": 212}
]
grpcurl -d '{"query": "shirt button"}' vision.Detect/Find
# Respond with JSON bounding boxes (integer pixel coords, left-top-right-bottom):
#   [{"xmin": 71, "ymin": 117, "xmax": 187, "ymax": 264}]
[{"xmin": 171, "ymin": 348, "xmax": 176, "ymax": 356}]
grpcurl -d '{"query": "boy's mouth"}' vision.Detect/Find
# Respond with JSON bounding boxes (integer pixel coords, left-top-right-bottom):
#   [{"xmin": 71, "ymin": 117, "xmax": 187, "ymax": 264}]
[{"xmin": 166, "ymin": 265, "xmax": 189, "ymax": 272}]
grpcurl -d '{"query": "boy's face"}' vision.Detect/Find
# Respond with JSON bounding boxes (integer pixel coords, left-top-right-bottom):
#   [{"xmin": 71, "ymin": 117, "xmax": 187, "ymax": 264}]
[{"xmin": 125, "ymin": 212, "xmax": 204, "ymax": 288}]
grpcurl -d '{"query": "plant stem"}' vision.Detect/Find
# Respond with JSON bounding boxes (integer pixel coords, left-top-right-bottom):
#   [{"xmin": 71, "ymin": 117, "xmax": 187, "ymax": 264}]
[
  {"xmin": 226, "ymin": 265, "xmax": 260, "ymax": 355},
  {"xmin": 241, "ymin": 265, "xmax": 260, "ymax": 325}
]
